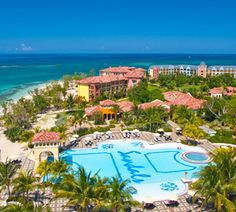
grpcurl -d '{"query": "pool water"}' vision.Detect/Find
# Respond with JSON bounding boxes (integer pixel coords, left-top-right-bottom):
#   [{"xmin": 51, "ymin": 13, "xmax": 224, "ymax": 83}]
[
  {"xmin": 60, "ymin": 140, "xmax": 207, "ymax": 201},
  {"xmin": 185, "ymin": 152, "xmax": 209, "ymax": 161}
]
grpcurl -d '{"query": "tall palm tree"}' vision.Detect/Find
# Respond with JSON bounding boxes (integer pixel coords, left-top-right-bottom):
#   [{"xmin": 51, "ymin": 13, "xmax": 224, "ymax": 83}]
[
  {"xmin": 36, "ymin": 161, "xmax": 52, "ymax": 182},
  {"xmin": 54, "ymin": 167, "xmax": 105, "ymax": 211},
  {"xmin": 192, "ymin": 148, "xmax": 236, "ymax": 212},
  {"xmin": 12, "ymin": 170, "xmax": 37, "ymax": 203},
  {"xmin": 0, "ymin": 159, "xmax": 21, "ymax": 199},
  {"xmin": 107, "ymin": 176, "xmax": 140, "ymax": 212},
  {"xmin": 50, "ymin": 160, "xmax": 69, "ymax": 183},
  {"xmin": 70, "ymin": 110, "xmax": 91, "ymax": 131}
]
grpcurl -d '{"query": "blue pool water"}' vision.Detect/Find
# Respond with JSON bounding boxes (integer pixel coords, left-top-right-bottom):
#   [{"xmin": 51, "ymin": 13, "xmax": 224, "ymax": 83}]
[
  {"xmin": 185, "ymin": 152, "xmax": 209, "ymax": 161},
  {"xmin": 60, "ymin": 140, "xmax": 207, "ymax": 201}
]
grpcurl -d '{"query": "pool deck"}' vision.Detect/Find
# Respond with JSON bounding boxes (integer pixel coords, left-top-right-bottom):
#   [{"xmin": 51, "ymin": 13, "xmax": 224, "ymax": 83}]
[{"xmin": 8, "ymin": 131, "xmax": 218, "ymax": 212}]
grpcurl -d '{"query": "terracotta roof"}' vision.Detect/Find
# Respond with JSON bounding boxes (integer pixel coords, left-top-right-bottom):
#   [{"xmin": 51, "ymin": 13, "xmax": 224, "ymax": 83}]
[
  {"xmin": 209, "ymin": 87, "xmax": 223, "ymax": 95},
  {"xmin": 100, "ymin": 99, "xmax": 117, "ymax": 106},
  {"xmin": 209, "ymin": 87, "xmax": 236, "ymax": 96},
  {"xmin": 125, "ymin": 70, "xmax": 145, "ymax": 79},
  {"xmin": 77, "ymin": 75, "xmax": 126, "ymax": 85},
  {"xmin": 85, "ymin": 106, "xmax": 101, "ymax": 116},
  {"xmin": 32, "ymin": 131, "xmax": 60, "ymax": 143},
  {"xmin": 117, "ymin": 101, "xmax": 134, "ymax": 112},
  {"xmin": 139, "ymin": 99, "xmax": 170, "ymax": 110},
  {"xmin": 164, "ymin": 91, "xmax": 205, "ymax": 110},
  {"xmin": 100, "ymin": 66, "xmax": 137, "ymax": 74}
]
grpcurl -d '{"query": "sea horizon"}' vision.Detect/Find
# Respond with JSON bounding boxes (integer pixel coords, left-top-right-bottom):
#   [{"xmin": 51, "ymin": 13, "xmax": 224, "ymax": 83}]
[{"xmin": 1, "ymin": 53, "xmax": 236, "ymax": 102}]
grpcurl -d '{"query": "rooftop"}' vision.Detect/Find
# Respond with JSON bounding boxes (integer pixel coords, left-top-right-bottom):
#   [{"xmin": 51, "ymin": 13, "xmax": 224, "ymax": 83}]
[
  {"xmin": 100, "ymin": 99, "xmax": 117, "ymax": 106},
  {"xmin": 32, "ymin": 131, "xmax": 60, "ymax": 143},
  {"xmin": 117, "ymin": 101, "xmax": 134, "ymax": 112},
  {"xmin": 77, "ymin": 74, "xmax": 127, "ymax": 85},
  {"xmin": 139, "ymin": 99, "xmax": 170, "ymax": 110},
  {"xmin": 164, "ymin": 91, "xmax": 205, "ymax": 110}
]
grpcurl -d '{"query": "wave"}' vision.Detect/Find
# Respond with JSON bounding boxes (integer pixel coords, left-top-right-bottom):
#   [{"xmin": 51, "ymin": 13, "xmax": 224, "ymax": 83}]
[{"xmin": 0, "ymin": 65, "xmax": 23, "ymax": 68}]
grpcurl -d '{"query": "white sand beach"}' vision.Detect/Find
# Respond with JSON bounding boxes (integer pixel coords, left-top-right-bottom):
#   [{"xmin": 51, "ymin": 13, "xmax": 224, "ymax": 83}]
[{"xmin": 0, "ymin": 130, "xmax": 25, "ymax": 161}]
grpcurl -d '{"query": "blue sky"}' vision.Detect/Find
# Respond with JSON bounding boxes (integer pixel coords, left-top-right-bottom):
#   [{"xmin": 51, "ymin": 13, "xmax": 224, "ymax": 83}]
[{"xmin": 0, "ymin": 0, "xmax": 236, "ymax": 53}]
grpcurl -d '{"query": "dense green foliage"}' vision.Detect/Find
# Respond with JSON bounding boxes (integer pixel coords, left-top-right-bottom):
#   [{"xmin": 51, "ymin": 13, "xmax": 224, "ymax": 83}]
[
  {"xmin": 128, "ymin": 80, "xmax": 164, "ymax": 104},
  {"xmin": 122, "ymin": 105, "xmax": 168, "ymax": 132},
  {"xmin": 192, "ymin": 148, "xmax": 236, "ymax": 211}
]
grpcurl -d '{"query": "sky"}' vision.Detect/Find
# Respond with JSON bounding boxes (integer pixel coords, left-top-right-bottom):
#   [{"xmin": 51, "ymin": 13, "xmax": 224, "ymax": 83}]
[{"xmin": 0, "ymin": 0, "xmax": 236, "ymax": 53}]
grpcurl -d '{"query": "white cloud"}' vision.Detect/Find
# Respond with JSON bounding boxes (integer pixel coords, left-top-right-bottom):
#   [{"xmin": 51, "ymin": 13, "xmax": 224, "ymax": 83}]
[
  {"xmin": 20, "ymin": 43, "xmax": 33, "ymax": 51},
  {"xmin": 15, "ymin": 43, "xmax": 33, "ymax": 52}
]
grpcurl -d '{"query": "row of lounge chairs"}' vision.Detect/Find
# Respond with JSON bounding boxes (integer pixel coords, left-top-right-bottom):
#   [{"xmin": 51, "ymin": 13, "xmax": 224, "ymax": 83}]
[{"xmin": 122, "ymin": 130, "xmax": 140, "ymax": 138}]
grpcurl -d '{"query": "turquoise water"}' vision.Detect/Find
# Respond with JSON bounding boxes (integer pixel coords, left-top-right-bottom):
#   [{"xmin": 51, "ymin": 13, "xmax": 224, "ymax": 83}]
[
  {"xmin": 60, "ymin": 140, "xmax": 207, "ymax": 200},
  {"xmin": 185, "ymin": 152, "xmax": 209, "ymax": 161},
  {"xmin": 1, "ymin": 54, "xmax": 236, "ymax": 101}
]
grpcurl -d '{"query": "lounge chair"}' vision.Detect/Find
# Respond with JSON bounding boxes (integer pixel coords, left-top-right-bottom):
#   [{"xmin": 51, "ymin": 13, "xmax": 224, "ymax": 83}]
[
  {"xmin": 164, "ymin": 200, "xmax": 179, "ymax": 207},
  {"xmin": 143, "ymin": 203, "xmax": 155, "ymax": 210}
]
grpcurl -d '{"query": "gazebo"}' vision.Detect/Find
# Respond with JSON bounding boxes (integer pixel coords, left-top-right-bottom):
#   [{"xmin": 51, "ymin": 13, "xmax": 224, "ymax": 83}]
[{"xmin": 32, "ymin": 131, "xmax": 60, "ymax": 170}]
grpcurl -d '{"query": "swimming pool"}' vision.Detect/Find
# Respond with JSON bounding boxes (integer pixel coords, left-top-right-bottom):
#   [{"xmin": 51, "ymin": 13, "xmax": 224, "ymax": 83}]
[
  {"xmin": 181, "ymin": 151, "xmax": 211, "ymax": 164},
  {"xmin": 60, "ymin": 140, "xmax": 208, "ymax": 201}
]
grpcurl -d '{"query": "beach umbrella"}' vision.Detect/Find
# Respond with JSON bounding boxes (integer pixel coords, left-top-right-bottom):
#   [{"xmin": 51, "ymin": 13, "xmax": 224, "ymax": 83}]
[
  {"xmin": 85, "ymin": 137, "xmax": 92, "ymax": 142},
  {"xmin": 106, "ymin": 131, "xmax": 112, "ymax": 135},
  {"xmin": 221, "ymin": 145, "xmax": 229, "ymax": 149},
  {"xmin": 93, "ymin": 131, "xmax": 100, "ymax": 135},
  {"xmin": 168, "ymin": 194, "xmax": 178, "ymax": 201},
  {"xmin": 157, "ymin": 128, "xmax": 164, "ymax": 132},
  {"xmin": 165, "ymin": 132, "xmax": 172, "ymax": 136},
  {"xmin": 72, "ymin": 134, "xmax": 79, "ymax": 138},
  {"xmin": 154, "ymin": 133, "xmax": 160, "ymax": 137},
  {"xmin": 123, "ymin": 130, "xmax": 129, "ymax": 133},
  {"xmin": 176, "ymin": 127, "xmax": 182, "ymax": 131},
  {"xmin": 133, "ymin": 129, "xmax": 140, "ymax": 133}
]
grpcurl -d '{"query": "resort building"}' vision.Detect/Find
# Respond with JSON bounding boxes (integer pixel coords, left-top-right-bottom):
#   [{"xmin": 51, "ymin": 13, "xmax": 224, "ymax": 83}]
[
  {"xmin": 77, "ymin": 66, "xmax": 146, "ymax": 101},
  {"xmin": 149, "ymin": 62, "xmax": 236, "ymax": 78},
  {"xmin": 77, "ymin": 75, "xmax": 127, "ymax": 101},
  {"xmin": 32, "ymin": 131, "xmax": 60, "ymax": 170},
  {"xmin": 163, "ymin": 91, "xmax": 205, "ymax": 110},
  {"xmin": 209, "ymin": 86, "xmax": 236, "ymax": 98},
  {"xmin": 138, "ymin": 99, "xmax": 170, "ymax": 110},
  {"xmin": 149, "ymin": 64, "xmax": 198, "ymax": 78},
  {"xmin": 85, "ymin": 100, "xmax": 134, "ymax": 120}
]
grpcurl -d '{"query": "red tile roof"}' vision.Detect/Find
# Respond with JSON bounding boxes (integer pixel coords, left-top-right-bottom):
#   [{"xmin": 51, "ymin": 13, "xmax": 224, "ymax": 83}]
[
  {"xmin": 117, "ymin": 101, "xmax": 134, "ymax": 112},
  {"xmin": 125, "ymin": 70, "xmax": 145, "ymax": 79},
  {"xmin": 139, "ymin": 99, "xmax": 170, "ymax": 110},
  {"xmin": 77, "ymin": 75, "xmax": 126, "ymax": 85},
  {"xmin": 100, "ymin": 66, "xmax": 143, "ymax": 74},
  {"xmin": 209, "ymin": 87, "xmax": 223, "ymax": 95},
  {"xmin": 100, "ymin": 99, "xmax": 117, "ymax": 106},
  {"xmin": 85, "ymin": 106, "xmax": 101, "ymax": 116},
  {"xmin": 32, "ymin": 131, "xmax": 60, "ymax": 143},
  {"xmin": 209, "ymin": 87, "xmax": 236, "ymax": 96},
  {"xmin": 164, "ymin": 91, "xmax": 205, "ymax": 110}
]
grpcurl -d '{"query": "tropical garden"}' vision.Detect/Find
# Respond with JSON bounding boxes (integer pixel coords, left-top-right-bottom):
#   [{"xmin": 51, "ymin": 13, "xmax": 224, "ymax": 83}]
[
  {"xmin": 0, "ymin": 147, "xmax": 235, "ymax": 211},
  {"xmin": 0, "ymin": 159, "xmax": 140, "ymax": 212}
]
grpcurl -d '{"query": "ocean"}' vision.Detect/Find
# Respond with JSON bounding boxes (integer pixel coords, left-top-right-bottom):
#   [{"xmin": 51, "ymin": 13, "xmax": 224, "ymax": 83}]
[{"xmin": 1, "ymin": 54, "xmax": 236, "ymax": 101}]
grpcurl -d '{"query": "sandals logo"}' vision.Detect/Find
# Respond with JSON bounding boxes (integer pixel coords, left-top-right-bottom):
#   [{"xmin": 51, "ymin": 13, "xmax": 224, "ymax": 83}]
[{"xmin": 118, "ymin": 151, "xmax": 151, "ymax": 183}]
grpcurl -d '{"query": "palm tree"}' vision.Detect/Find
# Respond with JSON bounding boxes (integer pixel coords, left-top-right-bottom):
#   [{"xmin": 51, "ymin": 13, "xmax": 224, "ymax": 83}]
[
  {"xmin": 65, "ymin": 94, "xmax": 75, "ymax": 110},
  {"xmin": 70, "ymin": 110, "xmax": 91, "ymax": 131},
  {"xmin": 50, "ymin": 160, "xmax": 69, "ymax": 183},
  {"xmin": 192, "ymin": 148, "xmax": 236, "ymax": 211},
  {"xmin": 0, "ymin": 159, "xmax": 21, "ymax": 199},
  {"xmin": 107, "ymin": 176, "xmax": 140, "ymax": 212},
  {"xmin": 54, "ymin": 167, "xmax": 105, "ymax": 211},
  {"xmin": 36, "ymin": 161, "xmax": 52, "ymax": 182},
  {"xmin": 12, "ymin": 170, "xmax": 38, "ymax": 203}
]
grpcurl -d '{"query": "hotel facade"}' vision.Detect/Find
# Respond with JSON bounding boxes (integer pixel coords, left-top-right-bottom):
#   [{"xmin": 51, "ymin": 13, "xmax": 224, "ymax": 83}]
[
  {"xmin": 149, "ymin": 62, "xmax": 236, "ymax": 78},
  {"xmin": 77, "ymin": 67, "xmax": 145, "ymax": 101}
]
